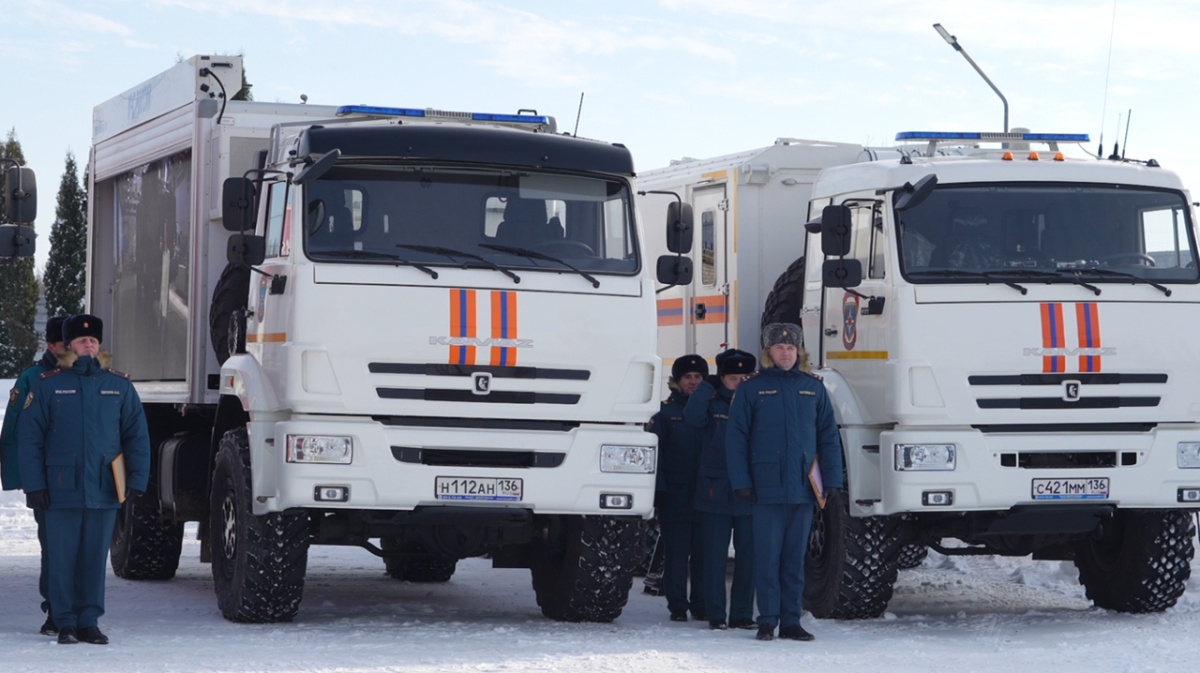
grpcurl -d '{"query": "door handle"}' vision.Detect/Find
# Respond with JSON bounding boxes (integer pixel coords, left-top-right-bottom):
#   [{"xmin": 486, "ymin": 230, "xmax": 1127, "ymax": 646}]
[
  {"xmin": 694, "ymin": 303, "xmax": 707, "ymax": 320},
  {"xmin": 824, "ymin": 327, "xmax": 839, "ymax": 337}
]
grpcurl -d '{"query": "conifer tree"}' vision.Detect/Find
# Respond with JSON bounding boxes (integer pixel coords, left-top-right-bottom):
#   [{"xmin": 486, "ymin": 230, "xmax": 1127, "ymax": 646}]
[
  {"xmin": 0, "ymin": 129, "xmax": 40, "ymax": 376},
  {"xmin": 44, "ymin": 151, "xmax": 87, "ymax": 318}
]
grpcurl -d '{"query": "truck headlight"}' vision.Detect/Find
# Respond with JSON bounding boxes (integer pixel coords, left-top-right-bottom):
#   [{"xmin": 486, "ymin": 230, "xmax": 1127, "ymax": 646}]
[
  {"xmin": 895, "ymin": 444, "xmax": 956, "ymax": 471},
  {"xmin": 1178, "ymin": 442, "xmax": 1200, "ymax": 468},
  {"xmin": 600, "ymin": 445, "xmax": 656, "ymax": 474},
  {"xmin": 286, "ymin": 435, "xmax": 353, "ymax": 464}
]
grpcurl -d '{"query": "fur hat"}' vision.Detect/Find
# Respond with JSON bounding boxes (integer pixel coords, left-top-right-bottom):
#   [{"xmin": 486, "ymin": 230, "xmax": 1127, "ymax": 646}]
[
  {"xmin": 762, "ymin": 322, "xmax": 802, "ymax": 349},
  {"xmin": 671, "ymin": 354, "xmax": 709, "ymax": 381},
  {"xmin": 716, "ymin": 349, "xmax": 756, "ymax": 377},
  {"xmin": 45, "ymin": 315, "xmax": 68, "ymax": 344},
  {"xmin": 63, "ymin": 314, "xmax": 103, "ymax": 346}
]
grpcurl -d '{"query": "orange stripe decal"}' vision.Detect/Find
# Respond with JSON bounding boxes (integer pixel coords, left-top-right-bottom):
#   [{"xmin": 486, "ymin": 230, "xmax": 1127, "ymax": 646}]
[
  {"xmin": 657, "ymin": 297, "xmax": 684, "ymax": 327},
  {"xmin": 490, "ymin": 291, "xmax": 518, "ymax": 366},
  {"xmin": 1039, "ymin": 303, "xmax": 1065, "ymax": 373},
  {"xmin": 1075, "ymin": 302, "xmax": 1102, "ymax": 372},
  {"xmin": 247, "ymin": 332, "xmax": 286, "ymax": 343},
  {"xmin": 449, "ymin": 289, "xmax": 478, "ymax": 365}
]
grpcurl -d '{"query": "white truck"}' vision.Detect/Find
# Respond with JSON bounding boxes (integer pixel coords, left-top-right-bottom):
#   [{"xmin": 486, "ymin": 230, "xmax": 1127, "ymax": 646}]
[
  {"xmin": 89, "ymin": 55, "xmax": 680, "ymax": 623},
  {"xmin": 639, "ymin": 130, "xmax": 1199, "ymax": 617}
]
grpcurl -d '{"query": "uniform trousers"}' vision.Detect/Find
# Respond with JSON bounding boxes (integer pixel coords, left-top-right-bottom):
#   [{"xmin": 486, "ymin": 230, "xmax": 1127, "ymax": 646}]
[
  {"xmin": 752, "ymin": 502, "xmax": 814, "ymax": 628},
  {"xmin": 35, "ymin": 508, "xmax": 50, "ymax": 615},
  {"xmin": 45, "ymin": 508, "xmax": 119, "ymax": 630},
  {"xmin": 699, "ymin": 511, "xmax": 754, "ymax": 623},
  {"xmin": 659, "ymin": 510, "xmax": 705, "ymax": 615}
]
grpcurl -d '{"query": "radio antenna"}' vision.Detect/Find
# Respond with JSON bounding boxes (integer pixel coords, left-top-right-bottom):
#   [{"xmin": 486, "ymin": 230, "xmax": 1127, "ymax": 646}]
[
  {"xmin": 573, "ymin": 92, "xmax": 585, "ymax": 136},
  {"xmin": 1121, "ymin": 108, "xmax": 1131, "ymax": 159},
  {"xmin": 1097, "ymin": 0, "xmax": 1118, "ymax": 158}
]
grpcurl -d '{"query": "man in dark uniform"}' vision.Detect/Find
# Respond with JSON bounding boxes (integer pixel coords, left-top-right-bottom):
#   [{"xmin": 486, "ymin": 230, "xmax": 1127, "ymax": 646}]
[
  {"xmin": 726, "ymin": 323, "xmax": 844, "ymax": 642},
  {"xmin": 19, "ymin": 314, "xmax": 151, "ymax": 645},
  {"xmin": 650, "ymin": 354, "xmax": 709, "ymax": 621},
  {"xmin": 683, "ymin": 348, "xmax": 757, "ymax": 631},
  {"xmin": 1, "ymin": 315, "xmax": 68, "ymax": 635}
]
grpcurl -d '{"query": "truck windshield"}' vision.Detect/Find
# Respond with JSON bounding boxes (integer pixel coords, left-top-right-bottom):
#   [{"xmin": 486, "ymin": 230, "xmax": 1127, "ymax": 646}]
[
  {"xmin": 896, "ymin": 183, "xmax": 1198, "ymax": 284},
  {"xmin": 302, "ymin": 164, "xmax": 639, "ymax": 276}
]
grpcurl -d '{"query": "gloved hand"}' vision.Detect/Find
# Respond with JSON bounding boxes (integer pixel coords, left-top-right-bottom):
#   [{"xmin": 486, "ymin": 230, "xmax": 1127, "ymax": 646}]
[
  {"xmin": 25, "ymin": 490, "xmax": 50, "ymax": 510},
  {"xmin": 653, "ymin": 491, "xmax": 666, "ymax": 509},
  {"xmin": 734, "ymin": 488, "xmax": 756, "ymax": 503},
  {"xmin": 705, "ymin": 374, "xmax": 722, "ymax": 390},
  {"xmin": 125, "ymin": 487, "xmax": 144, "ymax": 502}
]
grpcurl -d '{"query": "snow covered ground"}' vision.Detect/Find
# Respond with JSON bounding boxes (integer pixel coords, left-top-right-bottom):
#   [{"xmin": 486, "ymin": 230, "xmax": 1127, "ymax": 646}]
[{"xmin": 3, "ymin": 390, "xmax": 1200, "ymax": 672}]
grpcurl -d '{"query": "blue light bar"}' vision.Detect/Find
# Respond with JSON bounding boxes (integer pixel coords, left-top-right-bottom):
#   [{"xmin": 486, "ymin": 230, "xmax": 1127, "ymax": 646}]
[
  {"xmin": 896, "ymin": 131, "xmax": 1090, "ymax": 142},
  {"xmin": 471, "ymin": 112, "xmax": 551, "ymax": 125},
  {"xmin": 336, "ymin": 105, "xmax": 426, "ymax": 117},
  {"xmin": 336, "ymin": 105, "xmax": 549, "ymax": 125}
]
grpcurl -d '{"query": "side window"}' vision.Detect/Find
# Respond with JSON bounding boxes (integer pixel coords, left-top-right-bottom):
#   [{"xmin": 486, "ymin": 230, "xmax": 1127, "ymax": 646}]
[
  {"xmin": 848, "ymin": 205, "xmax": 873, "ymax": 270},
  {"xmin": 1142, "ymin": 206, "xmax": 1190, "ymax": 268},
  {"xmin": 869, "ymin": 205, "xmax": 886, "ymax": 279},
  {"xmin": 701, "ymin": 210, "xmax": 716, "ymax": 287},
  {"xmin": 265, "ymin": 181, "xmax": 289, "ymax": 258}
]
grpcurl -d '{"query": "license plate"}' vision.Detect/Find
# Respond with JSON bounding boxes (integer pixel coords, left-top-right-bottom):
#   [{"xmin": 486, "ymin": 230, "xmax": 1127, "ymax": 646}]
[
  {"xmin": 435, "ymin": 477, "xmax": 523, "ymax": 502},
  {"xmin": 1031, "ymin": 477, "xmax": 1110, "ymax": 500}
]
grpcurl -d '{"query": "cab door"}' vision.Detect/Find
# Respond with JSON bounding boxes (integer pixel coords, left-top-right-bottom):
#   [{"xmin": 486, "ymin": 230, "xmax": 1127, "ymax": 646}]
[
  {"xmin": 689, "ymin": 184, "xmax": 729, "ymax": 355},
  {"xmin": 820, "ymin": 199, "xmax": 891, "ymax": 417}
]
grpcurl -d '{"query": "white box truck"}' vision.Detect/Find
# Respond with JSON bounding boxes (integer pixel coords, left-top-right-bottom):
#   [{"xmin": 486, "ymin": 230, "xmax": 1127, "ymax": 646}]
[
  {"xmin": 639, "ymin": 130, "xmax": 1198, "ymax": 617},
  {"xmin": 89, "ymin": 55, "xmax": 678, "ymax": 623}
]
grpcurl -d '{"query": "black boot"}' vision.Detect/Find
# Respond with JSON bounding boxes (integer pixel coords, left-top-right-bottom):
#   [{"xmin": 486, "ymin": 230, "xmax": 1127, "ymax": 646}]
[
  {"xmin": 669, "ymin": 610, "xmax": 688, "ymax": 622},
  {"xmin": 57, "ymin": 627, "xmax": 78, "ymax": 645},
  {"xmin": 778, "ymin": 624, "xmax": 815, "ymax": 642},
  {"xmin": 755, "ymin": 624, "xmax": 774, "ymax": 641},
  {"xmin": 77, "ymin": 626, "xmax": 109, "ymax": 645},
  {"xmin": 709, "ymin": 620, "xmax": 728, "ymax": 630},
  {"xmin": 729, "ymin": 618, "xmax": 757, "ymax": 630},
  {"xmin": 40, "ymin": 612, "xmax": 57, "ymax": 636}
]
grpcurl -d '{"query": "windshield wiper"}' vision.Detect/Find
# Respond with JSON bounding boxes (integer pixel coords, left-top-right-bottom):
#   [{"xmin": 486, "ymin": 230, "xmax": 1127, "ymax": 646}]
[
  {"xmin": 311, "ymin": 249, "xmax": 438, "ymax": 278},
  {"xmin": 397, "ymin": 244, "xmax": 520, "ymax": 284},
  {"xmin": 907, "ymin": 269, "xmax": 1027, "ymax": 295},
  {"xmin": 996, "ymin": 268, "xmax": 1102, "ymax": 296},
  {"xmin": 1073, "ymin": 267, "xmax": 1172, "ymax": 297},
  {"xmin": 478, "ymin": 243, "xmax": 600, "ymax": 288}
]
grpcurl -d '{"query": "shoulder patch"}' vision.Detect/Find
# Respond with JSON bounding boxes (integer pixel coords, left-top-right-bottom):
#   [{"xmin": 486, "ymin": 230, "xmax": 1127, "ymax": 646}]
[
  {"xmin": 803, "ymin": 371, "xmax": 824, "ymax": 382},
  {"xmin": 39, "ymin": 368, "xmax": 64, "ymax": 380},
  {"xmin": 24, "ymin": 391, "xmax": 33, "ymax": 409},
  {"xmin": 105, "ymin": 368, "xmax": 131, "ymax": 380},
  {"xmin": 8, "ymin": 387, "xmax": 16, "ymax": 407}
]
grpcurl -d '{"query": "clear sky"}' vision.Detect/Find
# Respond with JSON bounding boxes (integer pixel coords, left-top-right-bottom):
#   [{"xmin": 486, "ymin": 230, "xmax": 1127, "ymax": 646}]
[{"xmin": 4, "ymin": 0, "xmax": 1199, "ymax": 274}]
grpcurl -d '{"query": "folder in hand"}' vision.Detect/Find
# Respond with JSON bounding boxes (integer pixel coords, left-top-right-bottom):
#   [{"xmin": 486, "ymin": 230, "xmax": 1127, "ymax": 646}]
[
  {"xmin": 809, "ymin": 457, "xmax": 826, "ymax": 509},
  {"xmin": 112, "ymin": 453, "xmax": 127, "ymax": 504}
]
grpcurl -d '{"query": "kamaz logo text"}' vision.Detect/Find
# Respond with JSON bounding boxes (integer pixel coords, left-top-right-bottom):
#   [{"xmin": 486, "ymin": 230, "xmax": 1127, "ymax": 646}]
[
  {"xmin": 1023, "ymin": 347, "xmax": 1116, "ymax": 357},
  {"xmin": 431, "ymin": 336, "xmax": 533, "ymax": 348}
]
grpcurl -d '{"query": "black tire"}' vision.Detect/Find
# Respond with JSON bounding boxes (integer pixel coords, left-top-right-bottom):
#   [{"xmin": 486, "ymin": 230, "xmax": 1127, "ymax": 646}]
[
  {"xmin": 210, "ymin": 263, "xmax": 252, "ymax": 364},
  {"xmin": 761, "ymin": 256, "xmax": 806, "ymax": 332},
  {"xmin": 803, "ymin": 489, "xmax": 903, "ymax": 619},
  {"xmin": 1074, "ymin": 509, "xmax": 1195, "ymax": 613},
  {"xmin": 211, "ymin": 428, "xmax": 310, "ymax": 623},
  {"xmin": 895, "ymin": 543, "xmax": 929, "ymax": 570},
  {"xmin": 110, "ymin": 487, "xmax": 184, "ymax": 580},
  {"xmin": 380, "ymin": 538, "xmax": 458, "ymax": 583},
  {"xmin": 530, "ymin": 516, "xmax": 638, "ymax": 622}
]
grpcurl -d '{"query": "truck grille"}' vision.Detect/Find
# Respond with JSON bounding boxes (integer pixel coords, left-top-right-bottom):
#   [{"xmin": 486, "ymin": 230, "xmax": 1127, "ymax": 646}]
[{"xmin": 969, "ymin": 372, "xmax": 1166, "ymax": 410}]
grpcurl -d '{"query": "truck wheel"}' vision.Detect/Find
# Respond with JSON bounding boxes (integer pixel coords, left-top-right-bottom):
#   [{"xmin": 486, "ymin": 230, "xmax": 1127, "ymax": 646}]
[
  {"xmin": 210, "ymin": 428, "xmax": 310, "ymax": 623},
  {"xmin": 803, "ymin": 489, "xmax": 903, "ymax": 619},
  {"xmin": 110, "ymin": 486, "xmax": 184, "ymax": 580},
  {"xmin": 1074, "ymin": 509, "xmax": 1195, "ymax": 613},
  {"xmin": 380, "ymin": 538, "xmax": 458, "ymax": 582},
  {"xmin": 761, "ymin": 256, "xmax": 805, "ymax": 331},
  {"xmin": 530, "ymin": 516, "xmax": 638, "ymax": 622},
  {"xmin": 895, "ymin": 543, "xmax": 929, "ymax": 570},
  {"xmin": 210, "ymin": 262, "xmax": 251, "ymax": 364}
]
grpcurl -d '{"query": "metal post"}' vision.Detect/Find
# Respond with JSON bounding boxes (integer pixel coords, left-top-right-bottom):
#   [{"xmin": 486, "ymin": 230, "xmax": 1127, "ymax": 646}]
[{"xmin": 933, "ymin": 23, "xmax": 1009, "ymax": 133}]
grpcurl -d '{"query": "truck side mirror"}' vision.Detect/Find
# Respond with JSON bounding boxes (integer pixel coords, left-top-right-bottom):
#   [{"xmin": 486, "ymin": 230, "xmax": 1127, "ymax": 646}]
[
  {"xmin": 657, "ymin": 254, "xmax": 693, "ymax": 286},
  {"xmin": 228, "ymin": 234, "xmax": 266, "ymax": 266},
  {"xmin": 822, "ymin": 258, "xmax": 862, "ymax": 288},
  {"xmin": 666, "ymin": 201, "xmax": 694, "ymax": 254},
  {"xmin": 820, "ymin": 204, "xmax": 852, "ymax": 256},
  {"xmin": 0, "ymin": 224, "xmax": 36, "ymax": 257},
  {"xmin": 222, "ymin": 177, "xmax": 257, "ymax": 232},
  {"xmin": 4, "ymin": 166, "xmax": 37, "ymax": 224}
]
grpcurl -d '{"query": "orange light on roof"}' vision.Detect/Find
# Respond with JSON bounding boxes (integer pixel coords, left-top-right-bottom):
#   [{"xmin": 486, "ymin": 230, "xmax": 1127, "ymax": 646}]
[
  {"xmin": 1054, "ymin": 152, "xmax": 1065, "ymax": 161},
  {"xmin": 1002, "ymin": 152, "xmax": 1013, "ymax": 161},
  {"xmin": 1028, "ymin": 152, "xmax": 1040, "ymax": 161}
]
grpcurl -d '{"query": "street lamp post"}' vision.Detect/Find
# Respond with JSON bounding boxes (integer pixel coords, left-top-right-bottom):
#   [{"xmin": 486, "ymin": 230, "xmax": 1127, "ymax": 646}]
[{"xmin": 933, "ymin": 23, "xmax": 1009, "ymax": 133}]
